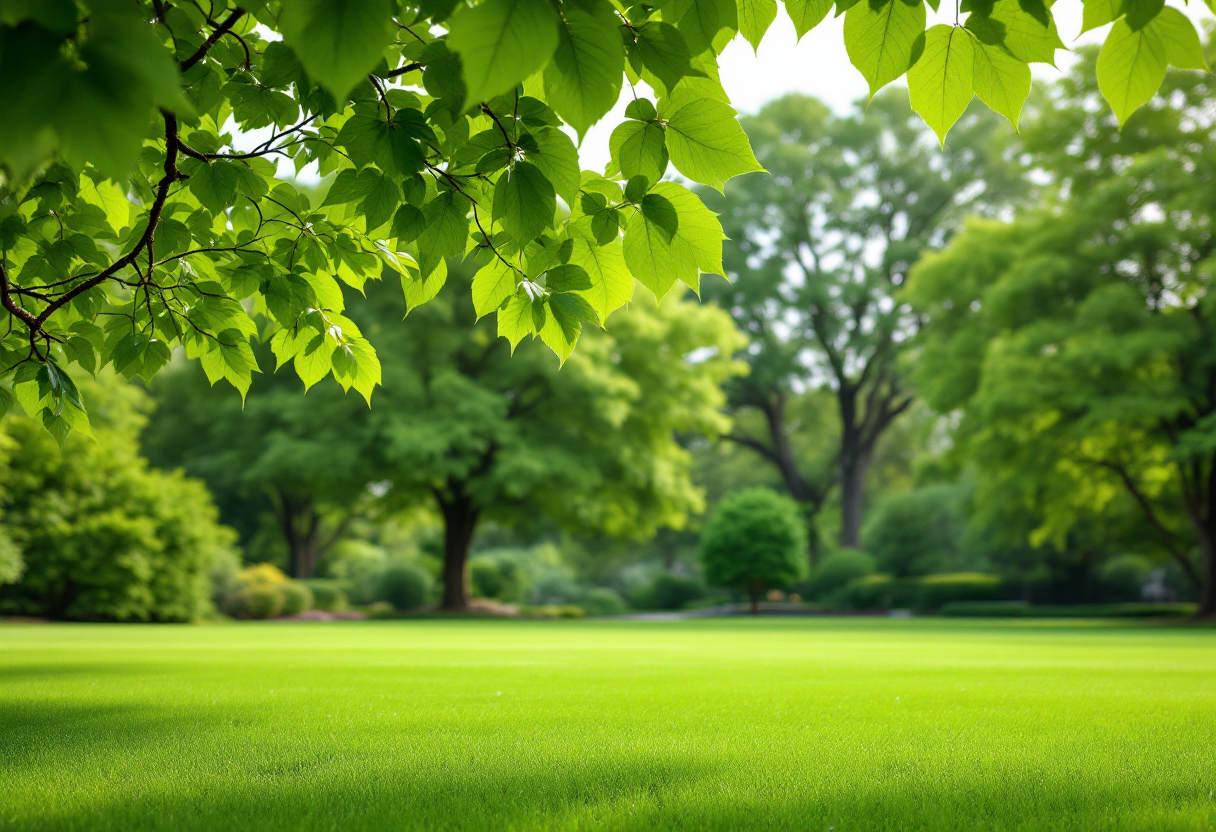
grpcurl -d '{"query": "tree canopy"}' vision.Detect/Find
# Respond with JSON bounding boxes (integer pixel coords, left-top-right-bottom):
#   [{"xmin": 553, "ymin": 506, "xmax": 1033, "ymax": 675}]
[
  {"xmin": 148, "ymin": 268, "xmax": 744, "ymax": 609},
  {"xmin": 703, "ymin": 91, "xmax": 1024, "ymax": 550},
  {"xmin": 907, "ymin": 52, "xmax": 1216, "ymax": 617},
  {"xmin": 700, "ymin": 486, "xmax": 807, "ymax": 610},
  {"xmin": 0, "ymin": 0, "xmax": 1208, "ymax": 444}
]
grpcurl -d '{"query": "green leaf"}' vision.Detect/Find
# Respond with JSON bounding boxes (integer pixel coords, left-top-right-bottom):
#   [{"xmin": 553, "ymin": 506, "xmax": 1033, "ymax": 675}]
[
  {"xmin": 625, "ymin": 176, "xmax": 651, "ymax": 203},
  {"xmin": 1081, "ymin": 0, "xmax": 1123, "ymax": 34},
  {"xmin": 786, "ymin": 0, "xmax": 836, "ymax": 38},
  {"xmin": 569, "ymin": 238, "xmax": 634, "ymax": 320},
  {"xmin": 347, "ymin": 336, "xmax": 381, "ymax": 404},
  {"xmin": 1153, "ymin": 7, "xmax": 1208, "ymax": 70},
  {"xmin": 1096, "ymin": 16, "xmax": 1167, "ymax": 125},
  {"xmin": 673, "ymin": 0, "xmax": 738, "ymax": 55},
  {"xmin": 418, "ymin": 190, "xmax": 470, "ymax": 276},
  {"xmin": 623, "ymin": 182, "xmax": 726, "ymax": 298},
  {"xmin": 610, "ymin": 120, "xmax": 669, "ymax": 184},
  {"xmin": 737, "ymin": 0, "xmax": 778, "ymax": 50},
  {"xmin": 971, "ymin": 38, "xmax": 1031, "ymax": 128},
  {"xmin": 591, "ymin": 209, "xmax": 621, "ymax": 246},
  {"xmin": 403, "ymin": 258, "xmax": 449, "ymax": 313},
  {"xmin": 1122, "ymin": 0, "xmax": 1163, "ymax": 31},
  {"xmin": 655, "ymin": 180, "xmax": 727, "ymax": 278},
  {"xmin": 641, "ymin": 193, "xmax": 680, "ymax": 241},
  {"xmin": 659, "ymin": 80, "xmax": 763, "ymax": 192},
  {"xmin": 625, "ymin": 98, "xmax": 658, "ymax": 121},
  {"xmin": 322, "ymin": 169, "xmax": 375, "ymax": 207},
  {"xmin": 448, "ymin": 0, "xmax": 561, "ymax": 107},
  {"xmin": 540, "ymin": 294, "xmax": 590, "ymax": 362},
  {"xmin": 632, "ymin": 22, "xmax": 699, "ymax": 93},
  {"xmin": 844, "ymin": 0, "xmax": 927, "ymax": 100},
  {"xmin": 78, "ymin": 175, "xmax": 130, "ymax": 234},
  {"xmin": 391, "ymin": 204, "xmax": 427, "ymax": 244},
  {"xmin": 200, "ymin": 328, "xmax": 258, "ymax": 400},
  {"xmin": 493, "ymin": 162, "xmax": 557, "ymax": 244},
  {"xmin": 986, "ymin": 0, "xmax": 1064, "ymax": 65},
  {"xmin": 472, "ymin": 258, "xmax": 519, "ymax": 318},
  {"xmin": 357, "ymin": 172, "xmax": 400, "ymax": 233},
  {"xmin": 188, "ymin": 161, "xmax": 241, "ymax": 213},
  {"xmin": 546, "ymin": 264, "xmax": 593, "ymax": 292},
  {"xmin": 526, "ymin": 127, "xmax": 581, "ymax": 207},
  {"xmin": 497, "ymin": 293, "xmax": 536, "ymax": 351},
  {"xmin": 908, "ymin": 25, "xmax": 975, "ymax": 146},
  {"xmin": 543, "ymin": 0, "xmax": 624, "ymax": 136},
  {"xmin": 279, "ymin": 0, "xmax": 395, "ymax": 100}
]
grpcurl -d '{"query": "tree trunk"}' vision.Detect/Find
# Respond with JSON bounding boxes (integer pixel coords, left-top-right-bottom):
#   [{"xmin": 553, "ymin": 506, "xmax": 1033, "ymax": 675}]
[
  {"xmin": 1198, "ymin": 530, "xmax": 1215, "ymax": 619},
  {"xmin": 839, "ymin": 443, "xmax": 869, "ymax": 549},
  {"xmin": 748, "ymin": 580, "xmax": 763, "ymax": 614},
  {"xmin": 438, "ymin": 490, "xmax": 479, "ymax": 612}
]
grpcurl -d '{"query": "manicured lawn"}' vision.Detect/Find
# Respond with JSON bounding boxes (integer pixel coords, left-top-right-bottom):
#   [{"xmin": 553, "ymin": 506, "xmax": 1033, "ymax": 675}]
[{"xmin": 1, "ymin": 618, "xmax": 1214, "ymax": 831}]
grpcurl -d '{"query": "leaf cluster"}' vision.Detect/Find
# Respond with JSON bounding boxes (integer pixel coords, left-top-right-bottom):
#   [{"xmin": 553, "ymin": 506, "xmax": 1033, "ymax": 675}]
[{"xmin": 0, "ymin": 0, "xmax": 1204, "ymax": 444}]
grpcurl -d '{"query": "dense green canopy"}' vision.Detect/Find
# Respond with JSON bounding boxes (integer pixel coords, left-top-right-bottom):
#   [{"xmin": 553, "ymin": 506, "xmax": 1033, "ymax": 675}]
[
  {"xmin": 148, "ymin": 271, "xmax": 744, "ymax": 608},
  {"xmin": 907, "ymin": 54, "xmax": 1216, "ymax": 617},
  {"xmin": 0, "ymin": 0, "xmax": 1207, "ymax": 445}
]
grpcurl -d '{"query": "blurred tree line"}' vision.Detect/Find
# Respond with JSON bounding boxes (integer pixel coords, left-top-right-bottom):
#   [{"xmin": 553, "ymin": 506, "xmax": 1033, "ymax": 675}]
[{"xmin": 2, "ymin": 44, "xmax": 1213, "ymax": 620}]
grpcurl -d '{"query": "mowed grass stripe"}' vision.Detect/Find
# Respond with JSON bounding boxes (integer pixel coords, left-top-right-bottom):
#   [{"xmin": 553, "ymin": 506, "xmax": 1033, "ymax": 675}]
[{"xmin": 1, "ymin": 618, "xmax": 1214, "ymax": 831}]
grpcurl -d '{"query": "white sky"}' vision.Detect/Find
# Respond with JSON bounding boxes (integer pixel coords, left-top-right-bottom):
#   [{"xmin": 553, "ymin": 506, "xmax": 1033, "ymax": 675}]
[{"xmin": 575, "ymin": 2, "xmax": 1214, "ymax": 172}]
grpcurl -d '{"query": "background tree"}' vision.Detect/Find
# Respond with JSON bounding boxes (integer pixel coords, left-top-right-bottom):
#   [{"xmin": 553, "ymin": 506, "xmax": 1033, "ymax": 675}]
[
  {"xmin": 361, "ymin": 269, "xmax": 744, "ymax": 610},
  {"xmin": 703, "ymin": 91, "xmax": 1025, "ymax": 550},
  {"xmin": 147, "ymin": 267, "xmax": 744, "ymax": 610},
  {"xmin": 144, "ymin": 353, "xmax": 380, "ymax": 579},
  {"xmin": 908, "ymin": 50, "xmax": 1216, "ymax": 617},
  {"xmin": 700, "ymin": 487, "xmax": 807, "ymax": 612},
  {"xmin": 0, "ymin": 374, "xmax": 236, "ymax": 621}
]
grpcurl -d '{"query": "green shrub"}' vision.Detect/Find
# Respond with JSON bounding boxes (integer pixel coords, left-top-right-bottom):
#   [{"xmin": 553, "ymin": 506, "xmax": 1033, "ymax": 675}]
[
  {"xmin": 1098, "ymin": 555, "xmax": 1153, "ymax": 602},
  {"xmin": 916, "ymin": 573, "xmax": 1005, "ymax": 610},
  {"xmin": 278, "ymin": 582, "xmax": 313, "ymax": 616},
  {"xmin": 378, "ymin": 562, "xmax": 431, "ymax": 612},
  {"xmin": 0, "ymin": 378, "xmax": 237, "ymax": 622},
  {"xmin": 470, "ymin": 556, "xmax": 527, "ymax": 602},
  {"xmin": 303, "ymin": 580, "xmax": 348, "ymax": 612},
  {"xmin": 649, "ymin": 573, "xmax": 706, "ymax": 610},
  {"xmin": 228, "ymin": 585, "xmax": 284, "ymax": 620},
  {"xmin": 806, "ymin": 549, "xmax": 875, "ymax": 600},
  {"xmin": 580, "ymin": 587, "xmax": 627, "ymax": 616},
  {"xmin": 0, "ymin": 526, "xmax": 23, "ymax": 586},
  {"xmin": 941, "ymin": 600, "xmax": 1032, "ymax": 617},
  {"xmin": 519, "ymin": 604, "xmax": 585, "ymax": 619},
  {"xmin": 863, "ymin": 485, "xmax": 968, "ymax": 577},
  {"xmin": 365, "ymin": 601, "xmax": 396, "ymax": 618},
  {"xmin": 840, "ymin": 574, "xmax": 899, "ymax": 609},
  {"xmin": 700, "ymin": 488, "xmax": 807, "ymax": 611}
]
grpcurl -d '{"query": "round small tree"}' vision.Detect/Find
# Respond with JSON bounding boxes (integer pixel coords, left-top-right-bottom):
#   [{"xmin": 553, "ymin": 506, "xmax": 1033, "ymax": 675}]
[{"xmin": 700, "ymin": 489, "xmax": 808, "ymax": 613}]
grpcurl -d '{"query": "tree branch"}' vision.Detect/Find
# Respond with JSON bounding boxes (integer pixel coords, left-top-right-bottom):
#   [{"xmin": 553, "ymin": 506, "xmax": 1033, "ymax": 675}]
[
  {"xmin": 181, "ymin": 7, "xmax": 247, "ymax": 72},
  {"xmin": 30, "ymin": 111, "xmax": 183, "ymax": 332}
]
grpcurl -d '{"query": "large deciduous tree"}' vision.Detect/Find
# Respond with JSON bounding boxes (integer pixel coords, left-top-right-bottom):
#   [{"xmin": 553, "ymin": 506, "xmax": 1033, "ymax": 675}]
[
  {"xmin": 908, "ymin": 51, "xmax": 1216, "ymax": 618},
  {"xmin": 147, "ymin": 268, "xmax": 744, "ymax": 608},
  {"xmin": 364, "ymin": 270, "xmax": 744, "ymax": 611},
  {"xmin": 0, "ymin": 0, "xmax": 1200, "ymax": 447},
  {"xmin": 143, "ymin": 358, "xmax": 378, "ymax": 579},
  {"xmin": 703, "ymin": 92, "xmax": 1024, "ymax": 549}
]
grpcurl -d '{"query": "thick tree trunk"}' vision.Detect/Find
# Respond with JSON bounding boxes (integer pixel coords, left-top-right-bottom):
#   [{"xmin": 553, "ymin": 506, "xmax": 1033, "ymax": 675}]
[
  {"xmin": 1198, "ymin": 531, "xmax": 1215, "ymax": 619},
  {"xmin": 438, "ymin": 491, "xmax": 479, "ymax": 612},
  {"xmin": 748, "ymin": 581, "xmax": 763, "ymax": 614},
  {"xmin": 276, "ymin": 492, "xmax": 321, "ymax": 579},
  {"xmin": 839, "ymin": 442, "xmax": 869, "ymax": 549}
]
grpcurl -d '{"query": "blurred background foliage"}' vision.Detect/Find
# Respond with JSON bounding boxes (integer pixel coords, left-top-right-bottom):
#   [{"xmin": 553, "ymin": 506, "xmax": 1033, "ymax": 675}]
[{"xmin": 3, "ymin": 44, "xmax": 1214, "ymax": 620}]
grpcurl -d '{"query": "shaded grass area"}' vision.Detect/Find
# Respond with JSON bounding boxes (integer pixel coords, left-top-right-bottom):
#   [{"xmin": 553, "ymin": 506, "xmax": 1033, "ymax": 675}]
[{"xmin": 1, "ymin": 618, "xmax": 1214, "ymax": 831}]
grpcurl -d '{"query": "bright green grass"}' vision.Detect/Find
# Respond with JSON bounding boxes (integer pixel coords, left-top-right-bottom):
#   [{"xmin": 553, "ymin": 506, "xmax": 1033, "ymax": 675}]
[{"xmin": 2, "ymin": 618, "xmax": 1215, "ymax": 831}]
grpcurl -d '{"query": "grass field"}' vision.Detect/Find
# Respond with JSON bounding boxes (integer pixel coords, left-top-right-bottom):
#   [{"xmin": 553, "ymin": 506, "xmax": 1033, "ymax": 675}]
[{"xmin": 2, "ymin": 618, "xmax": 1215, "ymax": 831}]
